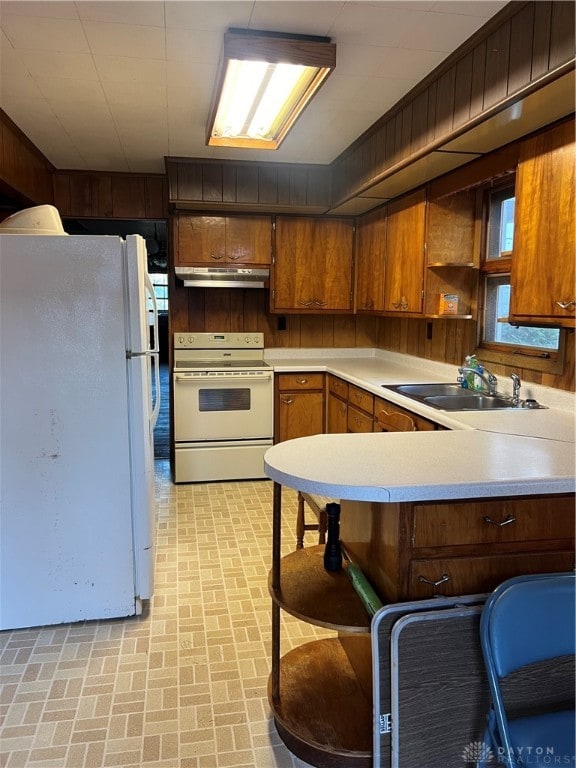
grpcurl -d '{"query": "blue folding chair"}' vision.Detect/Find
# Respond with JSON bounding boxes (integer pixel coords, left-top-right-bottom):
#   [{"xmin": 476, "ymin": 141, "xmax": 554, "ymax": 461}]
[{"xmin": 478, "ymin": 572, "xmax": 576, "ymax": 767}]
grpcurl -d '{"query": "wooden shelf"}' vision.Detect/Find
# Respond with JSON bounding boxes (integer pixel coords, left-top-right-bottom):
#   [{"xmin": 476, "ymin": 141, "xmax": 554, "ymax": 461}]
[
  {"xmin": 268, "ymin": 638, "xmax": 372, "ymax": 768},
  {"xmin": 269, "ymin": 545, "xmax": 371, "ymax": 632}
]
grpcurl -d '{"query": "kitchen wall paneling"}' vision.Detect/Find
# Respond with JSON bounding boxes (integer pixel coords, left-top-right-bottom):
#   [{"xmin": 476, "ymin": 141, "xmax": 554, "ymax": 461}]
[
  {"xmin": 52, "ymin": 171, "xmax": 168, "ymax": 219},
  {"xmin": 0, "ymin": 109, "xmax": 54, "ymax": 207},
  {"xmin": 331, "ymin": 1, "xmax": 575, "ymax": 207},
  {"xmin": 166, "ymin": 158, "xmax": 331, "ymax": 213}
]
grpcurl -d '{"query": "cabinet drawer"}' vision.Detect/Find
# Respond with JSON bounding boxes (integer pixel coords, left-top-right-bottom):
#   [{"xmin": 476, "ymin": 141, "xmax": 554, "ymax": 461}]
[
  {"xmin": 412, "ymin": 496, "xmax": 575, "ymax": 547},
  {"xmin": 373, "ymin": 396, "xmax": 438, "ymax": 432},
  {"xmin": 328, "ymin": 375, "xmax": 349, "ymax": 400},
  {"xmin": 348, "ymin": 385, "xmax": 374, "ymax": 414},
  {"xmin": 347, "ymin": 405, "xmax": 374, "ymax": 433},
  {"xmin": 278, "ymin": 373, "xmax": 324, "ymax": 391},
  {"xmin": 409, "ymin": 551, "xmax": 576, "ymax": 599}
]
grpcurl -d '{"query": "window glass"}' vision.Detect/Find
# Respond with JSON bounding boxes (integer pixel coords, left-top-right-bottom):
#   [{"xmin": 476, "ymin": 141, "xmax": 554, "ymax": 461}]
[
  {"xmin": 486, "ymin": 188, "xmax": 515, "ymax": 260},
  {"xmin": 480, "ymin": 180, "xmax": 561, "ymax": 363},
  {"xmin": 484, "ymin": 274, "xmax": 560, "ymax": 349}
]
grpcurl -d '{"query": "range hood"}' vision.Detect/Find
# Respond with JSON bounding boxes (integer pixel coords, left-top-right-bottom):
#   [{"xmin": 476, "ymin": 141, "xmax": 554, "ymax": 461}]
[{"xmin": 175, "ymin": 266, "xmax": 269, "ymax": 288}]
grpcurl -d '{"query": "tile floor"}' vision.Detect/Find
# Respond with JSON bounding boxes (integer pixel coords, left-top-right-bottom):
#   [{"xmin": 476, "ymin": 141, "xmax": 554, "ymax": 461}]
[{"xmin": 0, "ymin": 461, "xmax": 332, "ymax": 768}]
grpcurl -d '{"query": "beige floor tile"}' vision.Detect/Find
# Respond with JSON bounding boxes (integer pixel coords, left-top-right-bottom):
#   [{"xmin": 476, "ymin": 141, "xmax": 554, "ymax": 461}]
[{"xmin": 0, "ymin": 461, "xmax": 330, "ymax": 768}]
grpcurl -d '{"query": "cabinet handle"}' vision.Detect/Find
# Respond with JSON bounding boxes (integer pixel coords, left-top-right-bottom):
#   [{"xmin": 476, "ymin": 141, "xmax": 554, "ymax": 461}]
[
  {"xmin": 483, "ymin": 514, "xmax": 516, "ymax": 527},
  {"xmin": 314, "ymin": 299, "xmax": 328, "ymax": 307},
  {"xmin": 354, "ymin": 417, "xmax": 361, "ymax": 426},
  {"xmin": 296, "ymin": 378, "xmax": 308, "ymax": 385},
  {"xmin": 280, "ymin": 397, "xmax": 293, "ymax": 405},
  {"xmin": 362, "ymin": 300, "xmax": 374, "ymax": 309},
  {"xmin": 417, "ymin": 573, "xmax": 451, "ymax": 587},
  {"xmin": 228, "ymin": 253, "xmax": 241, "ymax": 261},
  {"xmin": 555, "ymin": 300, "xmax": 576, "ymax": 310},
  {"xmin": 299, "ymin": 299, "xmax": 314, "ymax": 307},
  {"xmin": 339, "ymin": 405, "xmax": 346, "ymax": 415},
  {"xmin": 210, "ymin": 253, "xmax": 224, "ymax": 260}
]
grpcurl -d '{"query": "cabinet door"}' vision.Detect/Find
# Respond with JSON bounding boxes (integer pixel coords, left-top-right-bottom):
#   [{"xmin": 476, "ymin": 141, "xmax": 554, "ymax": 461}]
[
  {"xmin": 347, "ymin": 405, "xmax": 374, "ymax": 433},
  {"xmin": 273, "ymin": 218, "xmax": 354, "ymax": 312},
  {"xmin": 327, "ymin": 392, "xmax": 348, "ymax": 434},
  {"xmin": 356, "ymin": 206, "xmax": 387, "ymax": 312},
  {"xmin": 509, "ymin": 120, "xmax": 575, "ymax": 326},
  {"xmin": 226, "ymin": 216, "xmax": 272, "ymax": 265},
  {"xmin": 384, "ymin": 189, "xmax": 426, "ymax": 314},
  {"xmin": 277, "ymin": 392, "xmax": 324, "ymax": 442},
  {"xmin": 175, "ymin": 216, "xmax": 226, "ymax": 265}
]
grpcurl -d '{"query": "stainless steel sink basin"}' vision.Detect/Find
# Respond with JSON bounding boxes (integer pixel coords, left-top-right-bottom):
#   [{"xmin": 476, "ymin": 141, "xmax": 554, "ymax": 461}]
[
  {"xmin": 381, "ymin": 383, "xmax": 545, "ymax": 411},
  {"xmin": 389, "ymin": 383, "xmax": 471, "ymax": 398},
  {"xmin": 423, "ymin": 394, "xmax": 517, "ymax": 410}
]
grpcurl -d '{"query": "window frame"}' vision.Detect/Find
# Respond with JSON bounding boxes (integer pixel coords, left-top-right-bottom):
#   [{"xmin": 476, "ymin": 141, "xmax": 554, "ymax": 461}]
[{"xmin": 474, "ymin": 177, "xmax": 566, "ymax": 376}]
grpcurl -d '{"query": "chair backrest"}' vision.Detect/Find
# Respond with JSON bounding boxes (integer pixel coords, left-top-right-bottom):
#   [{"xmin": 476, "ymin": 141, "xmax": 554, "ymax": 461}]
[
  {"xmin": 481, "ymin": 572, "xmax": 576, "ymax": 679},
  {"xmin": 376, "ymin": 410, "xmax": 416, "ymax": 432}
]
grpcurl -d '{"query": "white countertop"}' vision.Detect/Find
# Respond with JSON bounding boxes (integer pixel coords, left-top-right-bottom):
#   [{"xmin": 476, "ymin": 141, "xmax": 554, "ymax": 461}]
[
  {"xmin": 264, "ymin": 431, "xmax": 575, "ymax": 502},
  {"xmin": 263, "ymin": 348, "xmax": 575, "ymax": 500}
]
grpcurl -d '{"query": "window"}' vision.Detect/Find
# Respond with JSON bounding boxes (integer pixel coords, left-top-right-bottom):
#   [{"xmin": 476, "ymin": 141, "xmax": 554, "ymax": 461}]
[
  {"xmin": 478, "ymin": 180, "xmax": 563, "ymax": 372},
  {"xmin": 148, "ymin": 273, "xmax": 168, "ymax": 314}
]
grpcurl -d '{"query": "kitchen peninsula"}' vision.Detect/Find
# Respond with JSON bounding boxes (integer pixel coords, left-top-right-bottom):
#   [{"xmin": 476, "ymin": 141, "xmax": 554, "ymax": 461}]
[{"xmin": 264, "ymin": 348, "xmax": 575, "ymax": 768}]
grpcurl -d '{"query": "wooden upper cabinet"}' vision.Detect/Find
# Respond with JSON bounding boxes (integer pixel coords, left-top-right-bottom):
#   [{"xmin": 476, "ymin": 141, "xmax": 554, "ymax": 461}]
[
  {"xmin": 174, "ymin": 215, "xmax": 272, "ymax": 266},
  {"xmin": 509, "ymin": 119, "xmax": 575, "ymax": 327},
  {"xmin": 384, "ymin": 188, "xmax": 426, "ymax": 315},
  {"xmin": 272, "ymin": 217, "xmax": 354, "ymax": 313},
  {"xmin": 355, "ymin": 206, "xmax": 387, "ymax": 312}
]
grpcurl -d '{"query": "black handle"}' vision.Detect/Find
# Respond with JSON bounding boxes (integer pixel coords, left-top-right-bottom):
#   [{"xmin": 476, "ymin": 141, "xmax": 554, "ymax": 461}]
[{"xmin": 323, "ymin": 502, "xmax": 342, "ymax": 572}]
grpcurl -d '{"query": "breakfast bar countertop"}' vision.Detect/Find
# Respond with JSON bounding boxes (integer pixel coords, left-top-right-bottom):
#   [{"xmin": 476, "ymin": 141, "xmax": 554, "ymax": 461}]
[{"xmin": 264, "ymin": 430, "xmax": 575, "ymax": 502}]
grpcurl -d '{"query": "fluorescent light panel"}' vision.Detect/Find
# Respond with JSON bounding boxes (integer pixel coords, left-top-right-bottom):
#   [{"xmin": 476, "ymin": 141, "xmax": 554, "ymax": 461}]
[{"xmin": 207, "ymin": 30, "xmax": 336, "ymax": 150}]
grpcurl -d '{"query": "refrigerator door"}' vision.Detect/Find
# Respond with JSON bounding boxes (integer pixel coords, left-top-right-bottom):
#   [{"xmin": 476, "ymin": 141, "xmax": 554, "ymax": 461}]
[
  {"xmin": 0, "ymin": 234, "xmax": 138, "ymax": 629},
  {"xmin": 124, "ymin": 235, "xmax": 157, "ymax": 600}
]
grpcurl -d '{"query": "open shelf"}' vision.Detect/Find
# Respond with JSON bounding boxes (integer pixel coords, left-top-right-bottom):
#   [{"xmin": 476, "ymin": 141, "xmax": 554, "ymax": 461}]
[
  {"xmin": 268, "ymin": 638, "xmax": 372, "ymax": 768},
  {"xmin": 269, "ymin": 545, "xmax": 371, "ymax": 631}
]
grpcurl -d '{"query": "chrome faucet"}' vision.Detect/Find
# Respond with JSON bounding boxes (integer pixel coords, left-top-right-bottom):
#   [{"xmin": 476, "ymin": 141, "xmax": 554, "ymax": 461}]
[
  {"xmin": 510, "ymin": 373, "xmax": 521, "ymax": 406},
  {"xmin": 457, "ymin": 366, "xmax": 498, "ymax": 395}
]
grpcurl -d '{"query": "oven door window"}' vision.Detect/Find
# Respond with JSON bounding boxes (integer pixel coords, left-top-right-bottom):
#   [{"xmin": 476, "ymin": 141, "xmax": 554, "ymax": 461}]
[{"xmin": 199, "ymin": 387, "xmax": 250, "ymax": 412}]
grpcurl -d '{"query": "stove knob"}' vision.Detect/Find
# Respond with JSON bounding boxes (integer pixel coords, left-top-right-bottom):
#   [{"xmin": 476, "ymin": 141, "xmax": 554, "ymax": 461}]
[
  {"xmin": 188, "ymin": 336, "xmax": 195, "ymax": 344},
  {"xmin": 253, "ymin": 336, "xmax": 259, "ymax": 344},
  {"xmin": 178, "ymin": 336, "xmax": 184, "ymax": 344},
  {"xmin": 245, "ymin": 336, "xmax": 250, "ymax": 343}
]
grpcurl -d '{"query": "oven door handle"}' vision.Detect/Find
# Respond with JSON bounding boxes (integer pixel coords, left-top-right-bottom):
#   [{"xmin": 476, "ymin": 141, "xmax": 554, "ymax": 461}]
[{"xmin": 174, "ymin": 373, "xmax": 273, "ymax": 382}]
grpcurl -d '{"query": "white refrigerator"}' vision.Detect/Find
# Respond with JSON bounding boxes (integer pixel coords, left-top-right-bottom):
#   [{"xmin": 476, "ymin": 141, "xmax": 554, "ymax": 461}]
[{"xmin": 0, "ymin": 232, "xmax": 160, "ymax": 630}]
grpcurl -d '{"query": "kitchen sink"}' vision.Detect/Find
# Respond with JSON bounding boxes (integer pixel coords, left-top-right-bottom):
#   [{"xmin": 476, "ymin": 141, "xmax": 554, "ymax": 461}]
[
  {"xmin": 382, "ymin": 383, "xmax": 545, "ymax": 411},
  {"xmin": 423, "ymin": 394, "xmax": 517, "ymax": 410}
]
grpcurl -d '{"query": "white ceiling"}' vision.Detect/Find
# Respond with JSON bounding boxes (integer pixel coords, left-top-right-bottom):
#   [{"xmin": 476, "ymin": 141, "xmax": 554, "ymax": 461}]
[{"xmin": 0, "ymin": 0, "xmax": 508, "ymax": 174}]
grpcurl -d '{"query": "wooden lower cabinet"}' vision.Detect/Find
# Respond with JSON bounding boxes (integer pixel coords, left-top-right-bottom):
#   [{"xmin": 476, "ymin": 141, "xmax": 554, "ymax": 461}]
[
  {"xmin": 340, "ymin": 494, "xmax": 576, "ymax": 603},
  {"xmin": 270, "ymin": 486, "xmax": 575, "ymax": 768},
  {"xmin": 275, "ymin": 373, "xmax": 325, "ymax": 442},
  {"xmin": 326, "ymin": 375, "xmax": 443, "ymax": 434}
]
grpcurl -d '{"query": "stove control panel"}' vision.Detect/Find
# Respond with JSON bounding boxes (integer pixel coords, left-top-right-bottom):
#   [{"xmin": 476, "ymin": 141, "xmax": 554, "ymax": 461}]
[{"xmin": 174, "ymin": 332, "xmax": 264, "ymax": 350}]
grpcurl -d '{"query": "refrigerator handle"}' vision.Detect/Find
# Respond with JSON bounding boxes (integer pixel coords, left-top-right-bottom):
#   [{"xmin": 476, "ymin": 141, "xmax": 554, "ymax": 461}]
[
  {"xmin": 145, "ymin": 271, "xmax": 159, "ymax": 354},
  {"xmin": 151, "ymin": 352, "xmax": 161, "ymax": 429}
]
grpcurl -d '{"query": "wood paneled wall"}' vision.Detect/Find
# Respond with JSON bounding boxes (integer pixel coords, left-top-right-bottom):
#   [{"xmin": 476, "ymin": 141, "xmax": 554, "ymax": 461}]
[
  {"xmin": 0, "ymin": 109, "xmax": 54, "ymax": 207},
  {"xmin": 332, "ymin": 1, "xmax": 575, "ymax": 205},
  {"xmin": 169, "ymin": 282, "xmax": 379, "ymax": 349},
  {"xmin": 53, "ymin": 170, "xmax": 168, "ymax": 219},
  {"xmin": 167, "ymin": 157, "xmax": 331, "ymax": 213},
  {"xmin": 169, "ymin": 277, "xmax": 574, "ymax": 392}
]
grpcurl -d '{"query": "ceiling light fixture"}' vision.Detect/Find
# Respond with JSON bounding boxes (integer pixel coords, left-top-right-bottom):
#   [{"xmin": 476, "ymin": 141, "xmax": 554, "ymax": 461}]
[{"xmin": 207, "ymin": 29, "xmax": 336, "ymax": 150}]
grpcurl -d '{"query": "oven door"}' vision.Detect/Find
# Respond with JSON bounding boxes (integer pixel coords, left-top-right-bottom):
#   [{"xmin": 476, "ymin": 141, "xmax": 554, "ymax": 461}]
[{"xmin": 173, "ymin": 370, "xmax": 274, "ymax": 442}]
